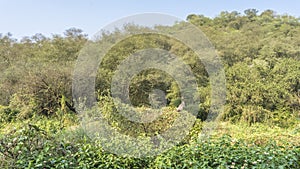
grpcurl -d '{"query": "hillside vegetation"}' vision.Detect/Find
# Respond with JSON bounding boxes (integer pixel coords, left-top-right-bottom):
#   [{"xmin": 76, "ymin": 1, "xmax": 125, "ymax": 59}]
[{"xmin": 0, "ymin": 9, "xmax": 300, "ymax": 168}]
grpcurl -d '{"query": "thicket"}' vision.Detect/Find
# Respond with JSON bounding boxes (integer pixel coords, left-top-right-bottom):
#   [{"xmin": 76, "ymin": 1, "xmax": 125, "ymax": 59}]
[{"xmin": 0, "ymin": 9, "xmax": 300, "ymax": 168}]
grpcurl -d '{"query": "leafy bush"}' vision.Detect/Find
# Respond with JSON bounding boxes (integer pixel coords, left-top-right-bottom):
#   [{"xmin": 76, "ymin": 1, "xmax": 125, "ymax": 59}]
[
  {"xmin": 1, "ymin": 122, "xmax": 299, "ymax": 168},
  {"xmin": 0, "ymin": 105, "xmax": 19, "ymax": 123},
  {"xmin": 153, "ymin": 135, "xmax": 300, "ymax": 169}
]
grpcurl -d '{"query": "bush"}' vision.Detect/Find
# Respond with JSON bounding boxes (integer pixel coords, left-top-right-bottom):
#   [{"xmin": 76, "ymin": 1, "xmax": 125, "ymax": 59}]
[
  {"xmin": 0, "ymin": 105, "xmax": 19, "ymax": 123},
  {"xmin": 1, "ymin": 118, "xmax": 299, "ymax": 168},
  {"xmin": 153, "ymin": 135, "xmax": 300, "ymax": 169}
]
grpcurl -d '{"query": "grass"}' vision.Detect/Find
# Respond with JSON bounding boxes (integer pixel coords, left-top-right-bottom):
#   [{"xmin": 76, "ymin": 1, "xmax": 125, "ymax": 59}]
[{"xmin": 211, "ymin": 121, "xmax": 300, "ymax": 146}]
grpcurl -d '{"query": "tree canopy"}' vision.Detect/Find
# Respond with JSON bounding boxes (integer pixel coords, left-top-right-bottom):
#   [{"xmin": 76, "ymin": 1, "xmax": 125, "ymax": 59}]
[{"xmin": 0, "ymin": 9, "xmax": 299, "ymax": 127}]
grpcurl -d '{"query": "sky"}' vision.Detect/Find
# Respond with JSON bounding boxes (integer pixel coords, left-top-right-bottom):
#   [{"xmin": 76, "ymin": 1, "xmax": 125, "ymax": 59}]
[{"xmin": 1, "ymin": 0, "xmax": 300, "ymax": 40}]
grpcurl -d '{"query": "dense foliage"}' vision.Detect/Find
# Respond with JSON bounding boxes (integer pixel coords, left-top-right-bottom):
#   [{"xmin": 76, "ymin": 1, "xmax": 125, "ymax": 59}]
[
  {"xmin": 1, "ymin": 119, "xmax": 299, "ymax": 168},
  {"xmin": 0, "ymin": 9, "xmax": 300, "ymax": 168}
]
